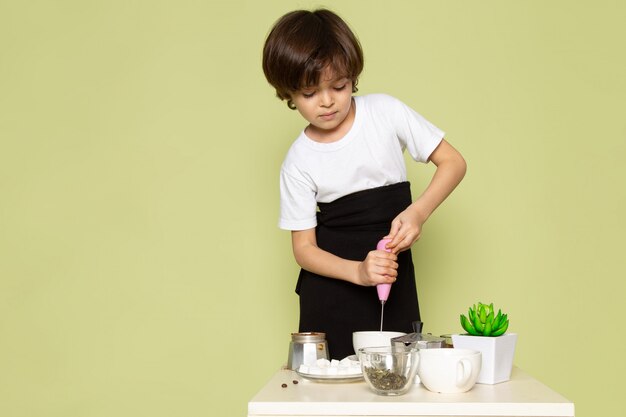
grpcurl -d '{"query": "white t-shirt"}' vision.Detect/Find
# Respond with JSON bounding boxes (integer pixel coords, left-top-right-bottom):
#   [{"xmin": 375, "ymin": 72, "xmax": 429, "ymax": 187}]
[{"xmin": 279, "ymin": 93, "xmax": 444, "ymax": 231}]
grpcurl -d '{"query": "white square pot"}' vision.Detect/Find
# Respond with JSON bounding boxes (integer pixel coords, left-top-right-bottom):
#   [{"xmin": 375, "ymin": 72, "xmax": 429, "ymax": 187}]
[{"xmin": 451, "ymin": 333, "xmax": 517, "ymax": 384}]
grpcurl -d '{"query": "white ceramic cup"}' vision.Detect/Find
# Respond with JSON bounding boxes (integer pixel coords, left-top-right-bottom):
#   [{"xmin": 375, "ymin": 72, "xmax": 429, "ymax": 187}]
[
  {"xmin": 352, "ymin": 331, "xmax": 406, "ymax": 354},
  {"xmin": 418, "ymin": 348, "xmax": 482, "ymax": 393}
]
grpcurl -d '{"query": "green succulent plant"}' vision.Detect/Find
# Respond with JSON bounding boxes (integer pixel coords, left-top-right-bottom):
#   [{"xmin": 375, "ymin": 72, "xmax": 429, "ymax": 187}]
[{"xmin": 460, "ymin": 302, "xmax": 509, "ymax": 336}]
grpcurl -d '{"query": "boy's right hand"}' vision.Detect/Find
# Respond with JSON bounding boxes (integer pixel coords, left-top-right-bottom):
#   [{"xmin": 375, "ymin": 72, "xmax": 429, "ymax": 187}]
[{"xmin": 356, "ymin": 249, "xmax": 398, "ymax": 286}]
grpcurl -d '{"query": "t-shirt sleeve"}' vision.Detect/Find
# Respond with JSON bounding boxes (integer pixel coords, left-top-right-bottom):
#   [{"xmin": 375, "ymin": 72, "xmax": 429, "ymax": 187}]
[
  {"xmin": 278, "ymin": 167, "xmax": 318, "ymax": 231},
  {"xmin": 384, "ymin": 95, "xmax": 445, "ymax": 163}
]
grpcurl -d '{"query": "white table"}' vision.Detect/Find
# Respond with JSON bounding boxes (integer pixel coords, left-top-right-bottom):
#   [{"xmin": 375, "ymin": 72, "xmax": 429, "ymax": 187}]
[{"xmin": 248, "ymin": 367, "xmax": 574, "ymax": 417}]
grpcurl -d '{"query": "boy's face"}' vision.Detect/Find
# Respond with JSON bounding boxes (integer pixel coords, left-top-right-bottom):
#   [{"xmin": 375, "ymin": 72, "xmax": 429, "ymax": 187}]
[{"xmin": 290, "ymin": 68, "xmax": 354, "ymax": 142}]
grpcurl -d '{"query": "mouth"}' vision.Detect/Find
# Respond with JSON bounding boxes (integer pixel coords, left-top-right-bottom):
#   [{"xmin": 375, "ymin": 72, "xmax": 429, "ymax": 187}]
[{"xmin": 319, "ymin": 111, "xmax": 338, "ymax": 120}]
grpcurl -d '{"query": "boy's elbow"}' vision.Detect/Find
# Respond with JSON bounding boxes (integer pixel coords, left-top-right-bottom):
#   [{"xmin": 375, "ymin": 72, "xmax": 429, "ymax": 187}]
[
  {"xmin": 291, "ymin": 230, "xmax": 316, "ymax": 268},
  {"xmin": 444, "ymin": 147, "xmax": 467, "ymax": 181},
  {"xmin": 293, "ymin": 250, "xmax": 307, "ymax": 268},
  {"xmin": 458, "ymin": 155, "xmax": 467, "ymax": 179}
]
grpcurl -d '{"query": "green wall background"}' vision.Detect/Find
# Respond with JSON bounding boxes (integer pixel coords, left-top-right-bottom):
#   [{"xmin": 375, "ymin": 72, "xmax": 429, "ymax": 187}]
[{"xmin": 1, "ymin": 1, "xmax": 624, "ymax": 416}]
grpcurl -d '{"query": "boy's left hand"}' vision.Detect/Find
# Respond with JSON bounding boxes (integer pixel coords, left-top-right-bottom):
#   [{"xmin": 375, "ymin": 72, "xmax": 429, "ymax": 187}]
[{"xmin": 384, "ymin": 206, "xmax": 426, "ymax": 253}]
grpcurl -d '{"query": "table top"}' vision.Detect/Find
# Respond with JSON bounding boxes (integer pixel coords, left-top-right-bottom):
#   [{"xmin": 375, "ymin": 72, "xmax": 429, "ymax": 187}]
[{"xmin": 248, "ymin": 367, "xmax": 574, "ymax": 417}]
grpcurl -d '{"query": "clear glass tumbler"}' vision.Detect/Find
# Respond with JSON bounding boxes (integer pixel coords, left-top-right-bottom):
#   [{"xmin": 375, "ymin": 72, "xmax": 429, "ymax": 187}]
[{"xmin": 358, "ymin": 345, "xmax": 419, "ymax": 396}]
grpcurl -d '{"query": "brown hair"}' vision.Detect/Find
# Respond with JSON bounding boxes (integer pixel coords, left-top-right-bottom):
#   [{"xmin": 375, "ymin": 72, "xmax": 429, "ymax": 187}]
[{"xmin": 262, "ymin": 9, "xmax": 364, "ymax": 109}]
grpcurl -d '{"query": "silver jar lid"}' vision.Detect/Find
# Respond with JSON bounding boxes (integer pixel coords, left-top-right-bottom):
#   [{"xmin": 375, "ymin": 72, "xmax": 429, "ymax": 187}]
[{"xmin": 291, "ymin": 332, "xmax": 326, "ymax": 343}]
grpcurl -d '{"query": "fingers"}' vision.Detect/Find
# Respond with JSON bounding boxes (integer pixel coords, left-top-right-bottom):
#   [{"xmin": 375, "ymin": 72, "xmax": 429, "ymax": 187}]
[
  {"xmin": 385, "ymin": 222, "xmax": 421, "ymax": 253},
  {"xmin": 373, "ymin": 251, "xmax": 398, "ymax": 282},
  {"xmin": 389, "ymin": 217, "xmax": 414, "ymax": 249},
  {"xmin": 386, "ymin": 232, "xmax": 411, "ymax": 254},
  {"xmin": 371, "ymin": 249, "xmax": 397, "ymax": 270},
  {"xmin": 385, "ymin": 221, "xmax": 401, "ymax": 243},
  {"xmin": 394, "ymin": 232, "xmax": 421, "ymax": 253},
  {"xmin": 359, "ymin": 249, "xmax": 398, "ymax": 286}
]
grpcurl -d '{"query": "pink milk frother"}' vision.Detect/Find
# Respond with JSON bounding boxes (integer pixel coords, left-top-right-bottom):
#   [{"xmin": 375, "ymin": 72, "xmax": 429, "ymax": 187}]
[{"xmin": 376, "ymin": 238, "xmax": 393, "ymax": 332}]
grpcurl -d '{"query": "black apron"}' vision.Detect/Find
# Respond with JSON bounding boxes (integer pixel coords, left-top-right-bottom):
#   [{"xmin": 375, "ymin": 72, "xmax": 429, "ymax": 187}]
[{"xmin": 295, "ymin": 182, "xmax": 421, "ymax": 359}]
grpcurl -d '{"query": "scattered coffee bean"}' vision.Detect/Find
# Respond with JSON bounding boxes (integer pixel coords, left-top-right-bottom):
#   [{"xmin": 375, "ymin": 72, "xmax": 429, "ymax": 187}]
[
  {"xmin": 281, "ymin": 383, "xmax": 288, "ymax": 388},
  {"xmin": 292, "ymin": 380, "xmax": 299, "ymax": 384}
]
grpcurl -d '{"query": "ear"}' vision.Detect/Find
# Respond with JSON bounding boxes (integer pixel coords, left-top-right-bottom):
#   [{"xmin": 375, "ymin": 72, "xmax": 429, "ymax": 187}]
[{"xmin": 276, "ymin": 90, "xmax": 296, "ymax": 110}]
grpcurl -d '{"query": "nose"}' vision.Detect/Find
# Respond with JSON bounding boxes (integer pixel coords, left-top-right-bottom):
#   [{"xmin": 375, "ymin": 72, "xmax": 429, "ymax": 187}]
[{"xmin": 319, "ymin": 89, "xmax": 334, "ymax": 107}]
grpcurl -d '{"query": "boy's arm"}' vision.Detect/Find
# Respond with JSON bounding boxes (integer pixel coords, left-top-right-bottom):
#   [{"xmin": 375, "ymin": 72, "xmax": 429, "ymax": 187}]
[
  {"xmin": 385, "ymin": 139, "xmax": 467, "ymax": 253},
  {"xmin": 291, "ymin": 228, "xmax": 398, "ymax": 287}
]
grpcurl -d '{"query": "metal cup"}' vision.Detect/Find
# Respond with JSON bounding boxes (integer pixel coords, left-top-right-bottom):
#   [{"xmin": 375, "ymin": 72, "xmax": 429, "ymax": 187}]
[{"xmin": 287, "ymin": 332, "xmax": 329, "ymax": 370}]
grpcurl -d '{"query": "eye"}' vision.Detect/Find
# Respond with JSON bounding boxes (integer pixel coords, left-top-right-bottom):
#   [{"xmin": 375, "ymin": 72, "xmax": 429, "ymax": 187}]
[
  {"xmin": 302, "ymin": 91, "xmax": 315, "ymax": 98},
  {"xmin": 334, "ymin": 84, "xmax": 347, "ymax": 91}
]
